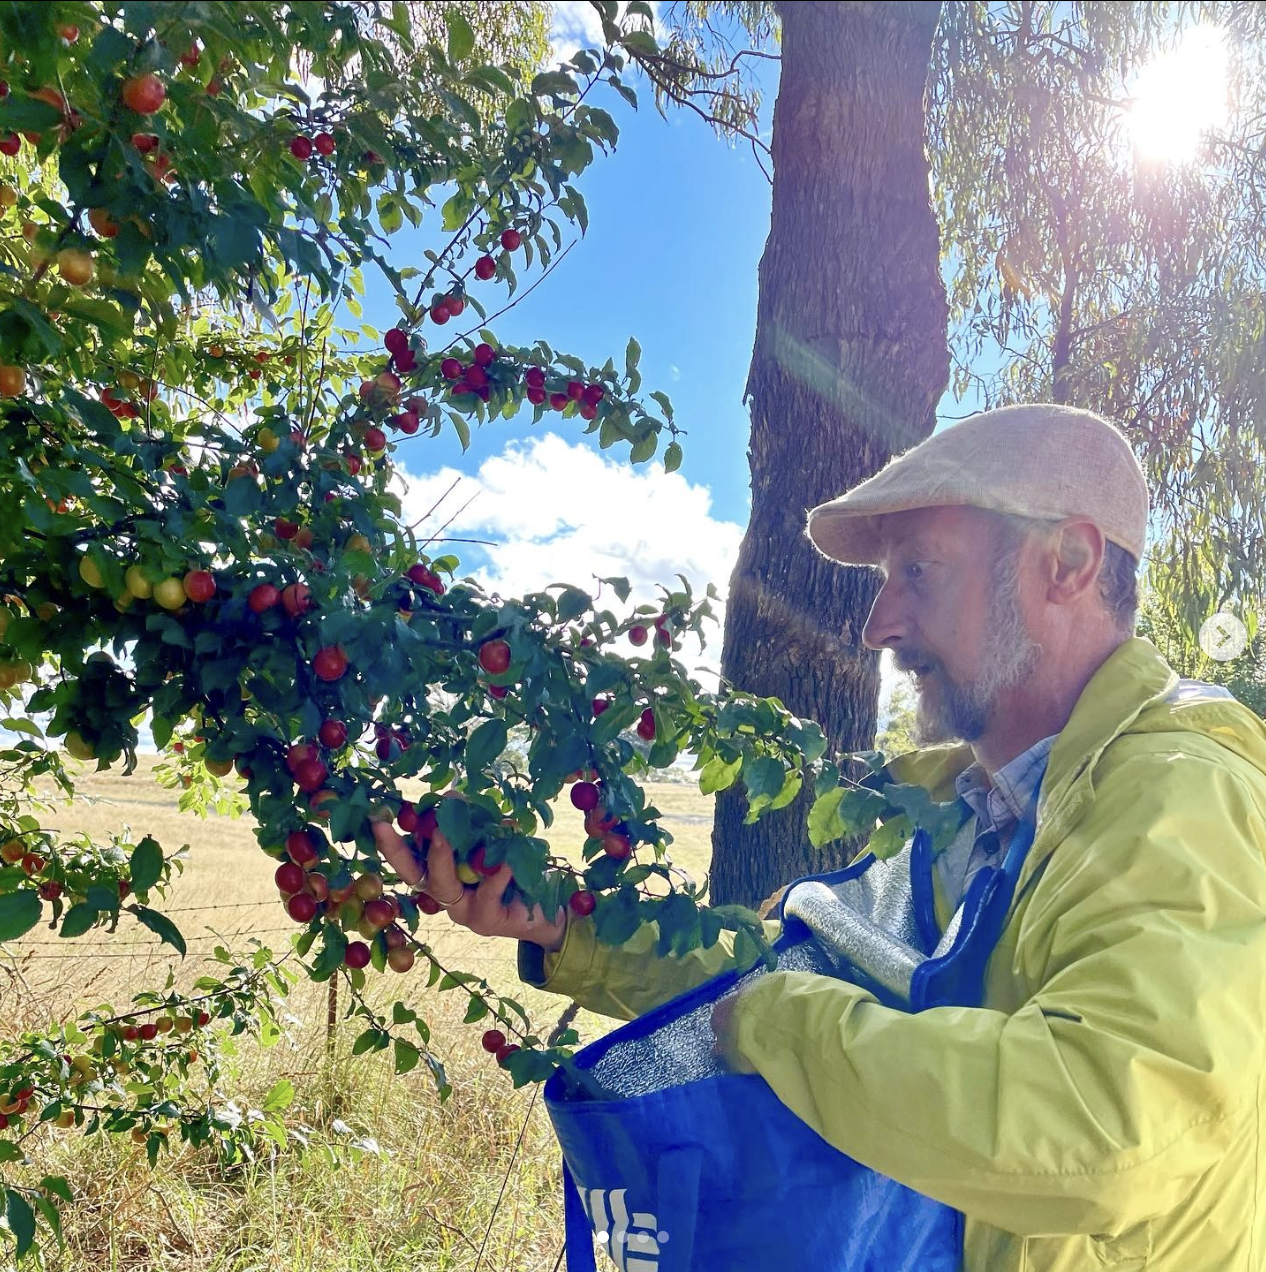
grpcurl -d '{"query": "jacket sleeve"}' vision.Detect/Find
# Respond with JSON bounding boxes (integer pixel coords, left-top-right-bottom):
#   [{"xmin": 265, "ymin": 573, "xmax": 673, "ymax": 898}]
[
  {"xmin": 519, "ymin": 913, "xmax": 784, "ymax": 1022},
  {"xmin": 722, "ymin": 754, "xmax": 1266, "ymax": 1238}
]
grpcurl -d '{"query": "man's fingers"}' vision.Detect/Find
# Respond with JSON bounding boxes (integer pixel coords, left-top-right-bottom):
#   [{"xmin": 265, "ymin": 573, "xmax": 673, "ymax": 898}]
[
  {"xmin": 420, "ymin": 830, "xmax": 463, "ymax": 900},
  {"xmin": 371, "ymin": 820, "xmax": 424, "ymax": 888}
]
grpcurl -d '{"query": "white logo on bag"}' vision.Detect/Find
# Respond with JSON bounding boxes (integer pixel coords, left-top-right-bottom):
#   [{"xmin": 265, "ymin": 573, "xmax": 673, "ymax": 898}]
[{"xmin": 578, "ymin": 1185, "xmax": 667, "ymax": 1271}]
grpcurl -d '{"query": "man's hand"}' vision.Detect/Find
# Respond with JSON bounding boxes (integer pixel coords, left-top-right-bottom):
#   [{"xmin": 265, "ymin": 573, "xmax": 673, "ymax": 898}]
[{"xmin": 371, "ymin": 819, "xmax": 567, "ymax": 952}]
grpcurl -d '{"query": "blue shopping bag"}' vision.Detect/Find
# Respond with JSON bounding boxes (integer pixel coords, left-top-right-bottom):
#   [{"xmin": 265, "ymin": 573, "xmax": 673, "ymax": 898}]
[{"xmin": 544, "ymin": 801, "xmax": 1038, "ymax": 1271}]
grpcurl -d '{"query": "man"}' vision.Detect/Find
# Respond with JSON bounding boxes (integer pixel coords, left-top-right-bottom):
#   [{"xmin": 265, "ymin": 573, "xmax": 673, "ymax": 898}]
[{"xmin": 375, "ymin": 404, "xmax": 1266, "ymax": 1271}]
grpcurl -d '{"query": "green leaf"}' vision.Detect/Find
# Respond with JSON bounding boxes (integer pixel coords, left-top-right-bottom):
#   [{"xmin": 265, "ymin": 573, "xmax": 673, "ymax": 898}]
[
  {"xmin": 0, "ymin": 890, "xmax": 41, "ymax": 941},
  {"xmin": 699, "ymin": 754, "xmax": 741, "ymax": 795},
  {"xmin": 867, "ymin": 816, "xmax": 913, "ymax": 861},
  {"xmin": 394, "ymin": 1037, "xmax": 420, "ymax": 1074},
  {"xmin": 663, "ymin": 441, "xmax": 682, "ymax": 473},
  {"xmin": 129, "ymin": 836, "xmax": 163, "ymax": 892},
  {"xmin": 621, "ymin": 30, "xmax": 660, "ymax": 56},
  {"xmin": 262, "ymin": 1079, "xmax": 294, "ymax": 1112},
  {"xmin": 463, "ymin": 995, "xmax": 489, "ymax": 1024},
  {"xmin": 35, "ymin": 1195, "xmax": 61, "ymax": 1250},
  {"xmin": 38, "ymin": 1177, "xmax": 71, "ymax": 1205},
  {"xmin": 130, "ymin": 906, "xmax": 186, "ymax": 956},
  {"xmin": 555, "ymin": 586, "xmax": 591, "ymax": 623},
  {"xmin": 446, "ymin": 10, "xmax": 476, "ymax": 63},
  {"xmin": 629, "ymin": 431, "xmax": 656, "ymax": 463},
  {"xmin": 58, "ymin": 903, "xmax": 98, "ymax": 940},
  {"xmin": 465, "ymin": 718, "xmax": 508, "ymax": 771},
  {"xmin": 742, "ymin": 756, "xmax": 785, "ymax": 802},
  {"xmin": 5, "ymin": 1189, "xmax": 35, "ymax": 1259}
]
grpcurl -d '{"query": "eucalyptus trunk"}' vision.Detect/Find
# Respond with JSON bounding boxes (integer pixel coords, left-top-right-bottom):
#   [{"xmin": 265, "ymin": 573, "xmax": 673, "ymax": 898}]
[{"xmin": 710, "ymin": 0, "xmax": 950, "ymax": 909}]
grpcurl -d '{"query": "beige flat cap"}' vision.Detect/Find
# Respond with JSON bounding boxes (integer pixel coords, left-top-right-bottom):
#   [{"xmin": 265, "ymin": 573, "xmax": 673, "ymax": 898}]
[{"xmin": 806, "ymin": 403, "xmax": 1149, "ymax": 565}]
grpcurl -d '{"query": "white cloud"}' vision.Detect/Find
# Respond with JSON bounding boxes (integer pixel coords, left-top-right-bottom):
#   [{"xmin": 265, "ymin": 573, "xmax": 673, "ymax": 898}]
[
  {"xmin": 393, "ymin": 434, "xmax": 742, "ymax": 679},
  {"xmin": 549, "ymin": 0, "xmax": 663, "ymax": 66}
]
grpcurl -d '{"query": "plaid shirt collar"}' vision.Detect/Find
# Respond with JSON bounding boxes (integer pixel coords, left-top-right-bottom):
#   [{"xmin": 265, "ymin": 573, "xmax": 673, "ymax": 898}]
[{"xmin": 954, "ymin": 734, "xmax": 1056, "ymax": 836}]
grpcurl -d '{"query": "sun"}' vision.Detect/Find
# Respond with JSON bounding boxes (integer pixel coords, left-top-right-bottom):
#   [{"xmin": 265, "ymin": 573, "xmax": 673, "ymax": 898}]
[{"xmin": 1128, "ymin": 24, "xmax": 1230, "ymax": 164}]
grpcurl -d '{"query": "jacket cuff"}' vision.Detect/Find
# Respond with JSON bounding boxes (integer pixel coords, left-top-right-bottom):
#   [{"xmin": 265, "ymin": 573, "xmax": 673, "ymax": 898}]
[{"xmin": 517, "ymin": 915, "xmax": 596, "ymax": 993}]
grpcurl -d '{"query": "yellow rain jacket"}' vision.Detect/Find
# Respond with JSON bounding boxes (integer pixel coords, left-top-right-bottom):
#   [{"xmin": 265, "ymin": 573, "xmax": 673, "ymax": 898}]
[{"xmin": 522, "ymin": 638, "xmax": 1266, "ymax": 1270}]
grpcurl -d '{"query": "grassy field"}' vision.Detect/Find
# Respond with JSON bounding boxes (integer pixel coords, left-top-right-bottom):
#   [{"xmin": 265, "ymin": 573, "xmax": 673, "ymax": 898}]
[{"xmin": 1, "ymin": 759, "xmax": 717, "ymax": 1271}]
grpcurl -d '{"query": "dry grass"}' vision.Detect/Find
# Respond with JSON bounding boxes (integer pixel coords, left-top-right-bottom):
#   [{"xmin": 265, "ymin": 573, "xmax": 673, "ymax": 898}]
[{"xmin": 0, "ymin": 759, "xmax": 717, "ymax": 1271}]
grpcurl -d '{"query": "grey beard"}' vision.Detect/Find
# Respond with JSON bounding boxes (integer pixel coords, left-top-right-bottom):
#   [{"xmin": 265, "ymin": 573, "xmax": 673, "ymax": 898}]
[{"xmin": 911, "ymin": 542, "xmax": 1041, "ymax": 746}]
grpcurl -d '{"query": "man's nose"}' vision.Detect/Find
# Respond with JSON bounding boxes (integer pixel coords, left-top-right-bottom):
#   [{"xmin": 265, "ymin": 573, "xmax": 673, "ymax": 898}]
[{"xmin": 861, "ymin": 577, "xmax": 908, "ymax": 651}]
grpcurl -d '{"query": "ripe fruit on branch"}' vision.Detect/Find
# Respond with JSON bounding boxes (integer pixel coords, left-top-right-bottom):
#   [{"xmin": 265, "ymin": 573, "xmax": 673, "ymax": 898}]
[
  {"xmin": 313, "ymin": 645, "xmax": 349, "ymax": 682},
  {"xmin": 121, "ymin": 74, "xmax": 166, "ymax": 114},
  {"xmin": 549, "ymin": 392, "xmax": 569, "ymax": 411},
  {"xmin": 637, "ymin": 708, "xmax": 656, "ymax": 741},
  {"xmin": 183, "ymin": 570, "xmax": 215, "ymax": 603},
  {"xmin": 478, "ymin": 639, "xmax": 511, "ymax": 675},
  {"xmin": 628, "ymin": 624, "xmax": 648, "ymax": 646},
  {"xmin": 275, "ymin": 517, "xmax": 298, "ymax": 540},
  {"xmin": 275, "ymin": 862, "xmax": 305, "ymax": 893},
  {"xmin": 384, "ymin": 327, "xmax": 409, "ymax": 357},
  {"xmin": 286, "ymin": 742, "xmax": 318, "ymax": 774},
  {"xmin": 282, "ymin": 582, "xmax": 313, "ymax": 617},
  {"xmin": 153, "ymin": 577, "xmax": 186, "ymax": 610},
  {"xmin": 57, "ymin": 249, "xmax": 94, "ymax": 286},
  {"xmin": 318, "ymin": 718, "xmax": 347, "ymax": 749},
  {"xmin": 474, "ymin": 254, "xmax": 496, "ymax": 280},
  {"xmin": 583, "ymin": 383, "xmax": 605, "ymax": 406},
  {"xmin": 287, "ymin": 892, "xmax": 318, "ymax": 922},
  {"xmin": 464, "ymin": 365, "xmax": 488, "ymax": 391},
  {"xmin": 204, "ymin": 756, "xmax": 234, "ymax": 777},
  {"xmin": 592, "ymin": 697, "xmax": 610, "ymax": 716},
  {"xmin": 286, "ymin": 830, "xmax": 319, "ymax": 865},
  {"xmin": 496, "ymin": 1043, "xmax": 520, "ymax": 1065},
  {"xmin": 440, "ymin": 357, "xmax": 462, "ymax": 380},
  {"xmin": 567, "ymin": 380, "xmax": 584, "ymax": 401},
  {"xmin": 387, "ymin": 946, "xmax": 415, "ymax": 972},
  {"xmin": 88, "ymin": 207, "xmax": 119, "ymax": 238},
  {"xmin": 0, "ymin": 134, "xmax": 19, "ymax": 157},
  {"xmin": 602, "ymin": 831, "xmax": 632, "ymax": 860},
  {"xmin": 570, "ymin": 781, "xmax": 600, "ymax": 811},
  {"xmin": 482, "ymin": 1028, "xmax": 507, "ymax": 1053},
  {"xmin": 315, "ymin": 132, "xmax": 336, "ymax": 155},
  {"xmin": 473, "ymin": 343, "xmax": 496, "ymax": 367},
  {"xmin": 294, "ymin": 758, "xmax": 328, "ymax": 793},
  {"xmin": 445, "ymin": 295, "xmax": 465, "ymax": 316},
  {"xmin": 415, "ymin": 891, "xmax": 443, "ymax": 916},
  {"xmin": 289, "ymin": 135, "xmax": 313, "ymax": 159},
  {"xmin": 524, "ymin": 367, "xmax": 546, "ymax": 389},
  {"xmin": 305, "ymin": 873, "xmax": 329, "ymax": 902},
  {"xmin": 430, "ymin": 301, "xmax": 450, "ymax": 325},
  {"xmin": 569, "ymin": 890, "xmax": 597, "ymax": 917},
  {"xmin": 363, "ymin": 897, "xmax": 394, "ymax": 928},
  {"xmin": 500, "ymin": 228, "xmax": 522, "ymax": 250},
  {"xmin": 345, "ymin": 940, "xmax": 371, "ymax": 969},
  {"xmin": 364, "ymin": 426, "xmax": 387, "ymax": 452},
  {"xmin": 248, "ymin": 583, "xmax": 280, "ymax": 614},
  {"xmin": 469, "ymin": 845, "xmax": 500, "ymax": 877},
  {"xmin": 0, "ymin": 365, "xmax": 25, "ymax": 396},
  {"xmin": 354, "ymin": 873, "xmax": 384, "ymax": 901}
]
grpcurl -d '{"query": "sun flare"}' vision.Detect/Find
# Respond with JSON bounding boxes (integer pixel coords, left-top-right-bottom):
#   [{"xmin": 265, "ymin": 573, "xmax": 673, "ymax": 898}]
[{"xmin": 1128, "ymin": 25, "xmax": 1230, "ymax": 164}]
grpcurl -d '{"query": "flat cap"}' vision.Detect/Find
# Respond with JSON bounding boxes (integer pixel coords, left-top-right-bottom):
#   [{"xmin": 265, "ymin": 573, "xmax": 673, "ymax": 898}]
[{"xmin": 806, "ymin": 403, "xmax": 1149, "ymax": 565}]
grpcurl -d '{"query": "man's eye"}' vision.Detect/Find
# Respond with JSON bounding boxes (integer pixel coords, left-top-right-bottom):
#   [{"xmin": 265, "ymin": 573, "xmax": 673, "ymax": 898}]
[{"xmin": 904, "ymin": 562, "xmax": 926, "ymax": 582}]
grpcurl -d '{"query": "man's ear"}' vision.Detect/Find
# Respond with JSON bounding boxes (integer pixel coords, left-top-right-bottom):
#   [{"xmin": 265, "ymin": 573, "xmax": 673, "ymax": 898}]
[{"xmin": 1045, "ymin": 518, "xmax": 1106, "ymax": 605}]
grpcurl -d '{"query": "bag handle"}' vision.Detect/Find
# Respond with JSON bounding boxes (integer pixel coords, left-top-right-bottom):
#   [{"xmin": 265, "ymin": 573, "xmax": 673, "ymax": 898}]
[{"xmin": 562, "ymin": 1145, "xmax": 703, "ymax": 1272}]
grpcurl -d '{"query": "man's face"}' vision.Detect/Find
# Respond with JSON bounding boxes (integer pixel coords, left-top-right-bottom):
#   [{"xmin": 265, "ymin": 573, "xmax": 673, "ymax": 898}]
[{"xmin": 862, "ymin": 506, "xmax": 1040, "ymax": 745}]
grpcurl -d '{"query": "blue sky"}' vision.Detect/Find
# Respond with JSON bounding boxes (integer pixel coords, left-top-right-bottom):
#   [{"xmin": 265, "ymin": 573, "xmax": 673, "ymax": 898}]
[{"xmin": 353, "ymin": 19, "xmax": 787, "ymax": 682}]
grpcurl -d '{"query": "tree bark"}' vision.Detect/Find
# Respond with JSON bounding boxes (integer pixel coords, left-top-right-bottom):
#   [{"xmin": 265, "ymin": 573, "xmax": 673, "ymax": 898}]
[{"xmin": 710, "ymin": 0, "xmax": 950, "ymax": 909}]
